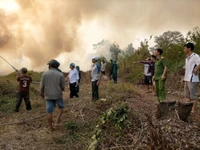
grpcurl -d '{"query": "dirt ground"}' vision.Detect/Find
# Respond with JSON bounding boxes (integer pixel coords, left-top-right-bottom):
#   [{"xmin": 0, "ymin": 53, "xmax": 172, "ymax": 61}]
[{"xmin": 0, "ymin": 78, "xmax": 200, "ymax": 150}]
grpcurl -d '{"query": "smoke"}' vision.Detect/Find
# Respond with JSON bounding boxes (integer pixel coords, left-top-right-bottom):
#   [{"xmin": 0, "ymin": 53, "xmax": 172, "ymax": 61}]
[{"xmin": 0, "ymin": 0, "xmax": 200, "ymax": 75}]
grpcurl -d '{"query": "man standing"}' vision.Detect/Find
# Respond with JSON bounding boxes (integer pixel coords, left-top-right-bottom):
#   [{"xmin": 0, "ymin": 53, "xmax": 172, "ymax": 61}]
[
  {"xmin": 68, "ymin": 63, "xmax": 79, "ymax": 98},
  {"xmin": 91, "ymin": 56, "xmax": 101, "ymax": 101},
  {"xmin": 109, "ymin": 59, "xmax": 114, "ymax": 80},
  {"xmin": 113, "ymin": 60, "xmax": 119, "ymax": 84},
  {"xmin": 14, "ymin": 67, "xmax": 32, "ymax": 112},
  {"xmin": 153, "ymin": 48, "xmax": 168, "ymax": 102},
  {"xmin": 183, "ymin": 43, "xmax": 200, "ymax": 113},
  {"xmin": 40, "ymin": 59, "xmax": 65, "ymax": 132}
]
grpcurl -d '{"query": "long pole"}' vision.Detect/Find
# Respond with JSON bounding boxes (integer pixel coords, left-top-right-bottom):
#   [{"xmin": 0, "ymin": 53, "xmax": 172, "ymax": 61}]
[{"xmin": 0, "ymin": 56, "xmax": 18, "ymax": 71}]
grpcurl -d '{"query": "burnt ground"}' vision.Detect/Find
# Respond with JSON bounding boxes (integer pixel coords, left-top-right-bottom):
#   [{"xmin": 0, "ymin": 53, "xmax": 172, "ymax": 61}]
[{"xmin": 0, "ymin": 77, "xmax": 200, "ymax": 150}]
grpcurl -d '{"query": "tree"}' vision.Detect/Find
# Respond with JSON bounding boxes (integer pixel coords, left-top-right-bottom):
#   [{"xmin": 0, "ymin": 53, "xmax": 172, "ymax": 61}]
[
  {"xmin": 124, "ymin": 43, "xmax": 134, "ymax": 55},
  {"xmin": 186, "ymin": 27, "xmax": 200, "ymax": 54},
  {"xmin": 154, "ymin": 31, "xmax": 185, "ymax": 66},
  {"xmin": 109, "ymin": 42, "xmax": 121, "ymax": 61}
]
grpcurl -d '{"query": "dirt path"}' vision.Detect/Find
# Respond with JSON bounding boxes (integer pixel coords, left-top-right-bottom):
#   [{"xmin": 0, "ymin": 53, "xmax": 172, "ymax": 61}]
[{"xmin": 0, "ymin": 79, "xmax": 199, "ymax": 150}]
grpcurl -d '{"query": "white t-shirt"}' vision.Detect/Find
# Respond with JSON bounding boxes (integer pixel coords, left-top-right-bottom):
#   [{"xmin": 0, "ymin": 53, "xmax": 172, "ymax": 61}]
[
  {"xmin": 184, "ymin": 53, "xmax": 200, "ymax": 82},
  {"xmin": 91, "ymin": 63, "xmax": 100, "ymax": 81},
  {"xmin": 144, "ymin": 64, "xmax": 151, "ymax": 76},
  {"xmin": 68, "ymin": 68, "xmax": 79, "ymax": 83}
]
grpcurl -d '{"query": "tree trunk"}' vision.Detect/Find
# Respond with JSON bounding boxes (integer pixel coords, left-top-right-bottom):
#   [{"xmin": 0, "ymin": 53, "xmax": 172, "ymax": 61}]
[
  {"xmin": 156, "ymin": 101, "xmax": 176, "ymax": 119},
  {"xmin": 178, "ymin": 102, "xmax": 193, "ymax": 122}
]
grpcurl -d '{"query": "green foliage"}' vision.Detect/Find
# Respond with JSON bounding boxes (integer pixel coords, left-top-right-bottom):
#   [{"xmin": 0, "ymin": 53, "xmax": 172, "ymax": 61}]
[
  {"xmin": 110, "ymin": 42, "xmax": 121, "ymax": 61},
  {"xmin": 88, "ymin": 102, "xmax": 131, "ymax": 150},
  {"xmin": 186, "ymin": 27, "xmax": 200, "ymax": 54}
]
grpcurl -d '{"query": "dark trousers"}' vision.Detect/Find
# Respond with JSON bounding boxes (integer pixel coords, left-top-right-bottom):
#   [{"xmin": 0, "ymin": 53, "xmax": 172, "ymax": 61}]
[
  {"xmin": 70, "ymin": 82, "xmax": 79, "ymax": 98},
  {"xmin": 15, "ymin": 92, "xmax": 32, "ymax": 111},
  {"xmin": 92, "ymin": 80, "xmax": 99, "ymax": 101},
  {"xmin": 113, "ymin": 73, "xmax": 118, "ymax": 83}
]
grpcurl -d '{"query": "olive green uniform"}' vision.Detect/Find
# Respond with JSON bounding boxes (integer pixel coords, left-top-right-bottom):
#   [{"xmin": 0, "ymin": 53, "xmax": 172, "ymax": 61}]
[{"xmin": 154, "ymin": 57, "xmax": 168, "ymax": 101}]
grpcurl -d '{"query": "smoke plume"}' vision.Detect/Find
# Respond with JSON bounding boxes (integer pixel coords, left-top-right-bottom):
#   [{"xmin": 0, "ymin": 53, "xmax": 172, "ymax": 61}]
[{"xmin": 0, "ymin": 0, "xmax": 199, "ymax": 75}]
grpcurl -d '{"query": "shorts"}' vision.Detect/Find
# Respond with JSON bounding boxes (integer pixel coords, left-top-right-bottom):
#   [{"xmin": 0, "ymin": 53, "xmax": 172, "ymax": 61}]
[
  {"xmin": 144, "ymin": 75, "xmax": 152, "ymax": 85},
  {"xmin": 184, "ymin": 82, "xmax": 198, "ymax": 100},
  {"xmin": 45, "ymin": 98, "xmax": 64, "ymax": 113}
]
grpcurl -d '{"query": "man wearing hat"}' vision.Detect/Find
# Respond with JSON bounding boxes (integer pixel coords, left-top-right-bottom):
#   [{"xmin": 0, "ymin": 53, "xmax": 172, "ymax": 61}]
[
  {"xmin": 14, "ymin": 67, "xmax": 32, "ymax": 112},
  {"xmin": 40, "ymin": 59, "xmax": 65, "ymax": 132},
  {"xmin": 68, "ymin": 63, "xmax": 79, "ymax": 98},
  {"xmin": 91, "ymin": 56, "xmax": 102, "ymax": 101}
]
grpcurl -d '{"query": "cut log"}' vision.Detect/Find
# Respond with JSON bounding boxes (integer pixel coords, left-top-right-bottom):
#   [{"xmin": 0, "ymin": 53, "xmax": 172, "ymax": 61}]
[
  {"xmin": 156, "ymin": 101, "xmax": 176, "ymax": 119},
  {"xmin": 178, "ymin": 102, "xmax": 193, "ymax": 122}
]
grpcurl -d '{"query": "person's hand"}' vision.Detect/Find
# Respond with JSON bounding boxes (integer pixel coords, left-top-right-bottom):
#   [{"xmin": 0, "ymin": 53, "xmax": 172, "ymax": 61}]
[
  {"xmin": 97, "ymin": 80, "xmax": 100, "ymax": 86},
  {"xmin": 40, "ymin": 93, "xmax": 44, "ymax": 99},
  {"xmin": 161, "ymin": 75, "xmax": 166, "ymax": 80},
  {"xmin": 181, "ymin": 78, "xmax": 184, "ymax": 84},
  {"xmin": 76, "ymin": 82, "xmax": 79, "ymax": 87},
  {"xmin": 193, "ymin": 69, "xmax": 198, "ymax": 75}
]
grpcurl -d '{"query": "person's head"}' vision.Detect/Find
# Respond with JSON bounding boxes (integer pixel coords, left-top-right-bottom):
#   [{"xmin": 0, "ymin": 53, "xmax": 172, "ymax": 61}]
[
  {"xmin": 20, "ymin": 67, "xmax": 27, "ymax": 74},
  {"xmin": 76, "ymin": 66, "xmax": 80, "ymax": 71},
  {"xmin": 154, "ymin": 48, "xmax": 163, "ymax": 57},
  {"xmin": 70, "ymin": 63, "xmax": 75, "ymax": 69},
  {"xmin": 92, "ymin": 56, "xmax": 98, "ymax": 63},
  {"xmin": 184, "ymin": 42, "xmax": 194, "ymax": 55},
  {"xmin": 151, "ymin": 55, "xmax": 156, "ymax": 62},
  {"xmin": 48, "ymin": 59, "xmax": 60, "ymax": 69},
  {"xmin": 110, "ymin": 59, "xmax": 113, "ymax": 62}
]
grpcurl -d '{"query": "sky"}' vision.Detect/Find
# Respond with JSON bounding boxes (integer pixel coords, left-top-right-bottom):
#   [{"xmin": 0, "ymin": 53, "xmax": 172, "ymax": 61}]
[{"xmin": 0, "ymin": 0, "xmax": 200, "ymax": 75}]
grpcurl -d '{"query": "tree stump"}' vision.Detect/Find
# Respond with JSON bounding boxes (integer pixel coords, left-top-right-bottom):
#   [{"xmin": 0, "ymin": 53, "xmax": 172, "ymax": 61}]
[
  {"xmin": 178, "ymin": 102, "xmax": 193, "ymax": 121},
  {"xmin": 156, "ymin": 101, "xmax": 176, "ymax": 119}
]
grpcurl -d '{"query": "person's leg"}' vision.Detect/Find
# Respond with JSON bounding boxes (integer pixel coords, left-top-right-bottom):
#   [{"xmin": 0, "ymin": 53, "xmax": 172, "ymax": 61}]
[
  {"xmin": 93, "ymin": 80, "xmax": 99, "ymax": 101},
  {"xmin": 113, "ymin": 74, "xmax": 117, "ymax": 83},
  {"xmin": 184, "ymin": 82, "xmax": 191, "ymax": 102},
  {"xmin": 188, "ymin": 82, "xmax": 199, "ymax": 113},
  {"xmin": 72, "ymin": 83, "xmax": 79, "ymax": 97},
  {"xmin": 92, "ymin": 81, "xmax": 95, "ymax": 101},
  {"xmin": 55, "ymin": 98, "xmax": 64, "ymax": 126},
  {"xmin": 158, "ymin": 79, "xmax": 166, "ymax": 101},
  {"xmin": 69, "ymin": 83, "xmax": 73, "ymax": 98},
  {"xmin": 23, "ymin": 92, "xmax": 32, "ymax": 111},
  {"xmin": 155, "ymin": 80, "xmax": 160, "ymax": 102},
  {"xmin": 15, "ymin": 92, "xmax": 22, "ymax": 112},
  {"xmin": 46, "ymin": 100, "xmax": 55, "ymax": 132}
]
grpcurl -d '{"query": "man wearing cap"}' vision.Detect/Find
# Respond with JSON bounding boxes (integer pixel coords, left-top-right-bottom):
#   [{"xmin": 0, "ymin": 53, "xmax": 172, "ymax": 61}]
[
  {"xmin": 68, "ymin": 63, "xmax": 79, "ymax": 98},
  {"xmin": 14, "ymin": 67, "xmax": 32, "ymax": 112},
  {"xmin": 40, "ymin": 59, "xmax": 65, "ymax": 132},
  {"xmin": 91, "ymin": 56, "xmax": 101, "ymax": 101}
]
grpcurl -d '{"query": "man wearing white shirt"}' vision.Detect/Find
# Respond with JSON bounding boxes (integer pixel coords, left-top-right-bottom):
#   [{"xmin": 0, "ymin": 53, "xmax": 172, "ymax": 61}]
[
  {"xmin": 183, "ymin": 43, "xmax": 200, "ymax": 113},
  {"xmin": 68, "ymin": 63, "xmax": 79, "ymax": 98}
]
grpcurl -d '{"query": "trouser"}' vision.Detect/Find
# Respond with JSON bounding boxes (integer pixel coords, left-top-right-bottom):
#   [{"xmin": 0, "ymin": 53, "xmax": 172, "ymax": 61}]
[
  {"xmin": 155, "ymin": 79, "xmax": 166, "ymax": 102},
  {"xmin": 113, "ymin": 73, "xmax": 118, "ymax": 83},
  {"xmin": 15, "ymin": 92, "xmax": 32, "ymax": 111},
  {"xmin": 92, "ymin": 80, "xmax": 99, "ymax": 101},
  {"xmin": 70, "ymin": 82, "xmax": 79, "ymax": 98},
  {"xmin": 76, "ymin": 79, "xmax": 80, "ymax": 93}
]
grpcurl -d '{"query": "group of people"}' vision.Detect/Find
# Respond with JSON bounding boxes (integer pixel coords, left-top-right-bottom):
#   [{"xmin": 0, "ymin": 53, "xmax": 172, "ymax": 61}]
[
  {"xmin": 14, "ymin": 56, "xmax": 119, "ymax": 131},
  {"xmin": 138, "ymin": 43, "xmax": 200, "ymax": 114},
  {"xmin": 13, "ymin": 42, "xmax": 200, "ymax": 131}
]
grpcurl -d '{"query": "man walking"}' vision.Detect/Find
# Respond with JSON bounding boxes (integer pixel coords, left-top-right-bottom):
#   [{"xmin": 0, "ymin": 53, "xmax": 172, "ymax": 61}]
[
  {"xmin": 153, "ymin": 48, "xmax": 168, "ymax": 102},
  {"xmin": 68, "ymin": 63, "xmax": 79, "ymax": 98},
  {"xmin": 40, "ymin": 59, "xmax": 65, "ymax": 132},
  {"xmin": 14, "ymin": 67, "xmax": 32, "ymax": 112},
  {"xmin": 91, "ymin": 56, "xmax": 101, "ymax": 101},
  {"xmin": 183, "ymin": 43, "xmax": 200, "ymax": 113}
]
